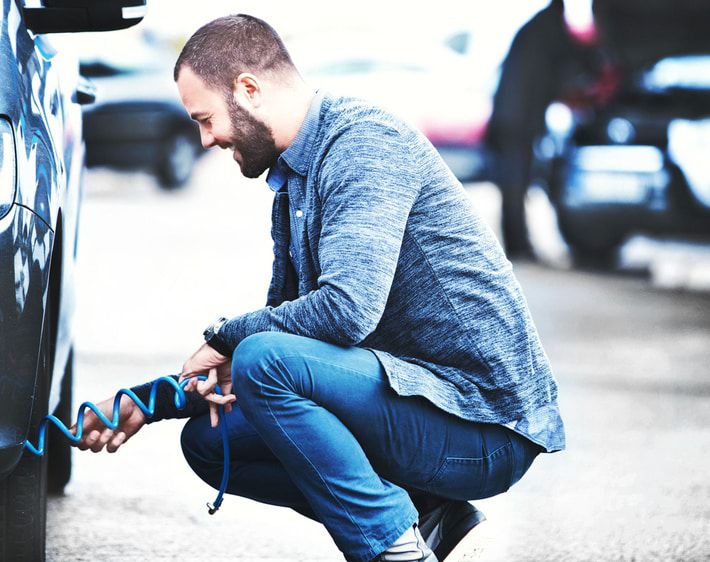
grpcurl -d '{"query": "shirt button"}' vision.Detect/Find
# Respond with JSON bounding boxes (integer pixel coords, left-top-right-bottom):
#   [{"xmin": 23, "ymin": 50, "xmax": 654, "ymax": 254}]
[
  {"xmin": 295, "ymin": 209, "xmax": 303, "ymax": 218},
  {"xmin": 289, "ymin": 250, "xmax": 293, "ymax": 258}
]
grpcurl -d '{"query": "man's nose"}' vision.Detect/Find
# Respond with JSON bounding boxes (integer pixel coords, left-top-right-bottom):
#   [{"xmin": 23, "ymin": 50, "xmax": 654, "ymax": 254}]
[{"xmin": 200, "ymin": 129, "xmax": 217, "ymax": 149}]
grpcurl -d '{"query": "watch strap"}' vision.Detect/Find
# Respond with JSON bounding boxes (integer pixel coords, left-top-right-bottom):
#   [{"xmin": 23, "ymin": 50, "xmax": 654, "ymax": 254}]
[{"xmin": 204, "ymin": 316, "xmax": 232, "ymax": 357}]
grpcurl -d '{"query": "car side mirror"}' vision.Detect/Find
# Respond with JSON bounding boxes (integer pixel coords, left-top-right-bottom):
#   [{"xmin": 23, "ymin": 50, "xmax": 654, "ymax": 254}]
[{"xmin": 23, "ymin": 0, "xmax": 147, "ymax": 34}]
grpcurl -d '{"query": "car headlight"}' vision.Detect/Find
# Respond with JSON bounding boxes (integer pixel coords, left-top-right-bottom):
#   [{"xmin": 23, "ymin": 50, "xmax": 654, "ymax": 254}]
[{"xmin": 0, "ymin": 117, "xmax": 17, "ymax": 219}]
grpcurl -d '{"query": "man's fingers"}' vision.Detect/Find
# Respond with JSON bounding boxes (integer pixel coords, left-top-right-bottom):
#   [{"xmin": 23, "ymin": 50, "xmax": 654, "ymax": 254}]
[
  {"xmin": 220, "ymin": 380, "xmax": 234, "ymax": 397},
  {"xmin": 202, "ymin": 392, "xmax": 236, "ymax": 405},
  {"xmin": 82, "ymin": 429, "xmax": 101, "ymax": 450},
  {"xmin": 195, "ymin": 370, "xmax": 218, "ymax": 397},
  {"xmin": 83, "ymin": 429, "xmax": 101, "ymax": 452},
  {"xmin": 93, "ymin": 427, "xmax": 113, "ymax": 452},
  {"xmin": 180, "ymin": 359, "xmax": 194, "ymax": 381},
  {"xmin": 179, "ymin": 370, "xmax": 195, "ymax": 384},
  {"xmin": 107, "ymin": 431, "xmax": 127, "ymax": 453},
  {"xmin": 73, "ymin": 426, "xmax": 91, "ymax": 449},
  {"xmin": 195, "ymin": 379, "xmax": 213, "ymax": 396},
  {"xmin": 209, "ymin": 403, "xmax": 218, "ymax": 428},
  {"xmin": 89, "ymin": 428, "xmax": 112, "ymax": 453}
]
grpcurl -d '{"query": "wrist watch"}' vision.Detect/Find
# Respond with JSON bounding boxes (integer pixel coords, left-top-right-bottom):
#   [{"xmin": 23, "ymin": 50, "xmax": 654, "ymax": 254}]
[{"xmin": 203, "ymin": 316, "xmax": 232, "ymax": 357}]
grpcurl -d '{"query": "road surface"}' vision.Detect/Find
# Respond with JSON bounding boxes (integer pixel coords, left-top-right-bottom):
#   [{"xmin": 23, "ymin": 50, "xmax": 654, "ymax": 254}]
[{"xmin": 46, "ymin": 153, "xmax": 710, "ymax": 561}]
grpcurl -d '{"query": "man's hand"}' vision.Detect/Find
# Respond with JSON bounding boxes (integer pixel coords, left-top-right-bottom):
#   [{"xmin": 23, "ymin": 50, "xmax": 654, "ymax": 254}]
[
  {"xmin": 70, "ymin": 394, "xmax": 147, "ymax": 453},
  {"xmin": 180, "ymin": 343, "xmax": 236, "ymax": 428}
]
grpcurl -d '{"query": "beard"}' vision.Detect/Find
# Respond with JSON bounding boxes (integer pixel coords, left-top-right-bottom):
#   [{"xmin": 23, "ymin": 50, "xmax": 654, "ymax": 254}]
[{"xmin": 226, "ymin": 96, "xmax": 279, "ymax": 178}]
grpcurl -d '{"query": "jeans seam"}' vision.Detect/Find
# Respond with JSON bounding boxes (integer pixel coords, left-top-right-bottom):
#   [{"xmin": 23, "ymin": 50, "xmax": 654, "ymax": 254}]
[
  {"xmin": 505, "ymin": 432, "xmax": 516, "ymax": 489},
  {"xmin": 272, "ymin": 352, "xmax": 385, "ymax": 383},
  {"xmin": 254, "ymin": 363, "xmax": 379, "ymax": 555},
  {"xmin": 447, "ymin": 442, "xmax": 510, "ymax": 463}
]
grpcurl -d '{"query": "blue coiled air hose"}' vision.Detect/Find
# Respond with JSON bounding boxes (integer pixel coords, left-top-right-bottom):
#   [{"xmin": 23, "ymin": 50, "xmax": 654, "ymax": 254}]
[{"xmin": 23, "ymin": 375, "xmax": 230, "ymax": 515}]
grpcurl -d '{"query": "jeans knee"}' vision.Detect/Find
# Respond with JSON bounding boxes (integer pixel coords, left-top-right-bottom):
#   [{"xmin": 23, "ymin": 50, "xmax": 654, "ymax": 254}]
[{"xmin": 232, "ymin": 332, "xmax": 302, "ymax": 397}]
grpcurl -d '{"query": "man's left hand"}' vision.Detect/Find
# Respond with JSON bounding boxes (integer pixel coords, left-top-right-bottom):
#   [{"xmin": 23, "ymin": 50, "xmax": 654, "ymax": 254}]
[{"xmin": 180, "ymin": 343, "xmax": 236, "ymax": 427}]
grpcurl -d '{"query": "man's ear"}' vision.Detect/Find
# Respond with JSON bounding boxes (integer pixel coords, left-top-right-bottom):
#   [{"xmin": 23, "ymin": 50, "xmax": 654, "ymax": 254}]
[{"xmin": 233, "ymin": 73, "xmax": 262, "ymax": 109}]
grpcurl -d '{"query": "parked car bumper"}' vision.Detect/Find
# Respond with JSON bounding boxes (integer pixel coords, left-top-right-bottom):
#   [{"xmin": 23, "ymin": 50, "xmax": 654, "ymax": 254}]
[{"xmin": 558, "ymin": 145, "xmax": 710, "ymax": 237}]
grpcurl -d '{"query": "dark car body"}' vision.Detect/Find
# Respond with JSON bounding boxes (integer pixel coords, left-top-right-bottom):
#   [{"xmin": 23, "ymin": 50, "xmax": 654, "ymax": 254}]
[
  {"xmin": 0, "ymin": 1, "xmax": 145, "ymax": 558},
  {"xmin": 80, "ymin": 35, "xmax": 203, "ymax": 189},
  {"xmin": 0, "ymin": 0, "xmax": 83, "ymax": 480},
  {"xmin": 537, "ymin": 0, "xmax": 710, "ymax": 262}
]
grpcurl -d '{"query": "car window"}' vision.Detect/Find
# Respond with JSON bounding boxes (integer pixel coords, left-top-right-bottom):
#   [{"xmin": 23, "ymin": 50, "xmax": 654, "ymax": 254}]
[{"xmin": 55, "ymin": 31, "xmax": 169, "ymax": 76}]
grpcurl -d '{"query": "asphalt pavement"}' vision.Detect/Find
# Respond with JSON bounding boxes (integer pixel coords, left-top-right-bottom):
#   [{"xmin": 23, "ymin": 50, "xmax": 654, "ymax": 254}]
[{"xmin": 46, "ymin": 152, "xmax": 710, "ymax": 561}]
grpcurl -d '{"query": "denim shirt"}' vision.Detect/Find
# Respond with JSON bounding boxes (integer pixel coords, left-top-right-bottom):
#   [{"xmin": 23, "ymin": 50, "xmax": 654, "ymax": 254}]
[
  {"xmin": 222, "ymin": 91, "xmax": 566, "ymax": 453},
  {"xmin": 266, "ymin": 147, "xmax": 300, "ymax": 271}
]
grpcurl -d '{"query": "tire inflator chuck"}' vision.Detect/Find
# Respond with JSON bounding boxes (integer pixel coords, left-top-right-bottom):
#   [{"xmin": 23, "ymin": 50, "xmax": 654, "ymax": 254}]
[{"xmin": 23, "ymin": 375, "xmax": 230, "ymax": 515}]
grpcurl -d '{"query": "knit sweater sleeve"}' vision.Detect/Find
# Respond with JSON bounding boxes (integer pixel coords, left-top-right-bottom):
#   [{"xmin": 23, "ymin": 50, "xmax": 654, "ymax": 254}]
[{"xmin": 218, "ymin": 121, "xmax": 420, "ymax": 351}]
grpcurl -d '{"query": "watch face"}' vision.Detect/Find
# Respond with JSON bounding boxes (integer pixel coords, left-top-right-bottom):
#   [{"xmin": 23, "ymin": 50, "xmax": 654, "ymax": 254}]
[{"xmin": 204, "ymin": 317, "xmax": 227, "ymax": 341}]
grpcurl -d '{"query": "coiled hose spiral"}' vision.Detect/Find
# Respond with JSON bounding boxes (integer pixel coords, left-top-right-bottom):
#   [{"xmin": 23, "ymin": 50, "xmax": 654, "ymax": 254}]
[{"xmin": 23, "ymin": 375, "xmax": 230, "ymax": 514}]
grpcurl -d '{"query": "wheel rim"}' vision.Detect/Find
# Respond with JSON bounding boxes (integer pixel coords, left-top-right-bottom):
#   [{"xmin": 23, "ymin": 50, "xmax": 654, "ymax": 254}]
[{"xmin": 166, "ymin": 134, "xmax": 195, "ymax": 183}]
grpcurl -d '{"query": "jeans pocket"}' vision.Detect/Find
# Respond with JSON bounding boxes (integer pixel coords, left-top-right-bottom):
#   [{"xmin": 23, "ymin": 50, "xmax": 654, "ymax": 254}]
[{"xmin": 425, "ymin": 443, "xmax": 513, "ymax": 500}]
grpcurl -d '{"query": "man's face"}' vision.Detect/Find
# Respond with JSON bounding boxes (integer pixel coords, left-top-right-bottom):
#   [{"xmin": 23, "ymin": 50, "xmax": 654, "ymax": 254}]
[
  {"xmin": 225, "ymin": 95, "xmax": 278, "ymax": 178},
  {"xmin": 177, "ymin": 66, "xmax": 278, "ymax": 178}
]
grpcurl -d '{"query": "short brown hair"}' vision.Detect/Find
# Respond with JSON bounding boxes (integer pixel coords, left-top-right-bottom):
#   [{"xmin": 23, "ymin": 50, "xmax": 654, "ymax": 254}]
[{"xmin": 174, "ymin": 14, "xmax": 297, "ymax": 94}]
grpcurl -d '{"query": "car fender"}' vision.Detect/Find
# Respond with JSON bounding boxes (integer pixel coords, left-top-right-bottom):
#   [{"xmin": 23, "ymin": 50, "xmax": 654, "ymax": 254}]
[
  {"xmin": 0, "ymin": 203, "xmax": 54, "ymax": 477},
  {"xmin": 0, "ymin": 1, "xmax": 80, "ymax": 477}
]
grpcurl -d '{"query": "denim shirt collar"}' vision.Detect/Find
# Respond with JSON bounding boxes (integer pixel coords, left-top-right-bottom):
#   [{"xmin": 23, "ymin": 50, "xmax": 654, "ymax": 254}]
[{"xmin": 266, "ymin": 90, "xmax": 324, "ymax": 192}]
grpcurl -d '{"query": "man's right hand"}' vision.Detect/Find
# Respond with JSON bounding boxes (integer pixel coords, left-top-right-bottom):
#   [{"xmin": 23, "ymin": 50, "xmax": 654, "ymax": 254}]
[{"xmin": 70, "ymin": 394, "xmax": 148, "ymax": 453}]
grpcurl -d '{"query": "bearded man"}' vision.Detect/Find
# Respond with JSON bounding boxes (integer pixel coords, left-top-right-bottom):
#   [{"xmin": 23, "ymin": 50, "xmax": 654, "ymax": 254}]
[{"xmin": 74, "ymin": 14, "xmax": 565, "ymax": 562}]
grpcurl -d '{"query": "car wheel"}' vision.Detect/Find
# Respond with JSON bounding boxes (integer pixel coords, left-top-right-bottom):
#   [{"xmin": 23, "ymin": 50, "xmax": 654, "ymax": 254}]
[
  {"xmin": 48, "ymin": 349, "xmax": 73, "ymax": 495},
  {"xmin": 0, "ymin": 311, "xmax": 51, "ymax": 561},
  {"xmin": 157, "ymin": 131, "xmax": 196, "ymax": 190},
  {"xmin": 558, "ymin": 215, "xmax": 624, "ymax": 268}
]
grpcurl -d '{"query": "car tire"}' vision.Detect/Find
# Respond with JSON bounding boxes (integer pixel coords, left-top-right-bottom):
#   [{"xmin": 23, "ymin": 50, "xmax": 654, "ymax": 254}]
[
  {"xmin": 0, "ymin": 311, "xmax": 51, "ymax": 561},
  {"xmin": 157, "ymin": 130, "xmax": 196, "ymax": 190},
  {"xmin": 558, "ymin": 215, "xmax": 624, "ymax": 268},
  {"xmin": 48, "ymin": 350, "xmax": 73, "ymax": 495}
]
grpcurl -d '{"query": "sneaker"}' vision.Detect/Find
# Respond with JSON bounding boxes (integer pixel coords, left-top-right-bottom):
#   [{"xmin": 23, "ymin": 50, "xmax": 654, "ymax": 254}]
[
  {"xmin": 371, "ymin": 524, "xmax": 439, "ymax": 561},
  {"xmin": 418, "ymin": 501, "xmax": 486, "ymax": 561}
]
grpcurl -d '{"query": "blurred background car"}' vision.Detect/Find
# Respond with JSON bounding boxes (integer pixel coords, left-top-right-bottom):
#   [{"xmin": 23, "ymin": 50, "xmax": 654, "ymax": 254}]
[
  {"xmin": 78, "ymin": 32, "xmax": 203, "ymax": 189},
  {"xmin": 0, "ymin": 1, "xmax": 146, "ymax": 560},
  {"xmin": 286, "ymin": 30, "xmax": 495, "ymax": 182},
  {"xmin": 534, "ymin": 0, "xmax": 710, "ymax": 266}
]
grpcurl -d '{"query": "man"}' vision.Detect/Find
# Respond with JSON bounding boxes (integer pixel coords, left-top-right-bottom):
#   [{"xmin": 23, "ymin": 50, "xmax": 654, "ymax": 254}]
[
  {"xmin": 73, "ymin": 14, "xmax": 565, "ymax": 562},
  {"xmin": 486, "ymin": 0, "xmax": 613, "ymax": 259}
]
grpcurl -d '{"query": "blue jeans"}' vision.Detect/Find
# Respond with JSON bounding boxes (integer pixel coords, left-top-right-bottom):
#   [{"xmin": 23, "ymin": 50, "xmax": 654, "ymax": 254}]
[{"xmin": 180, "ymin": 333, "xmax": 540, "ymax": 562}]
